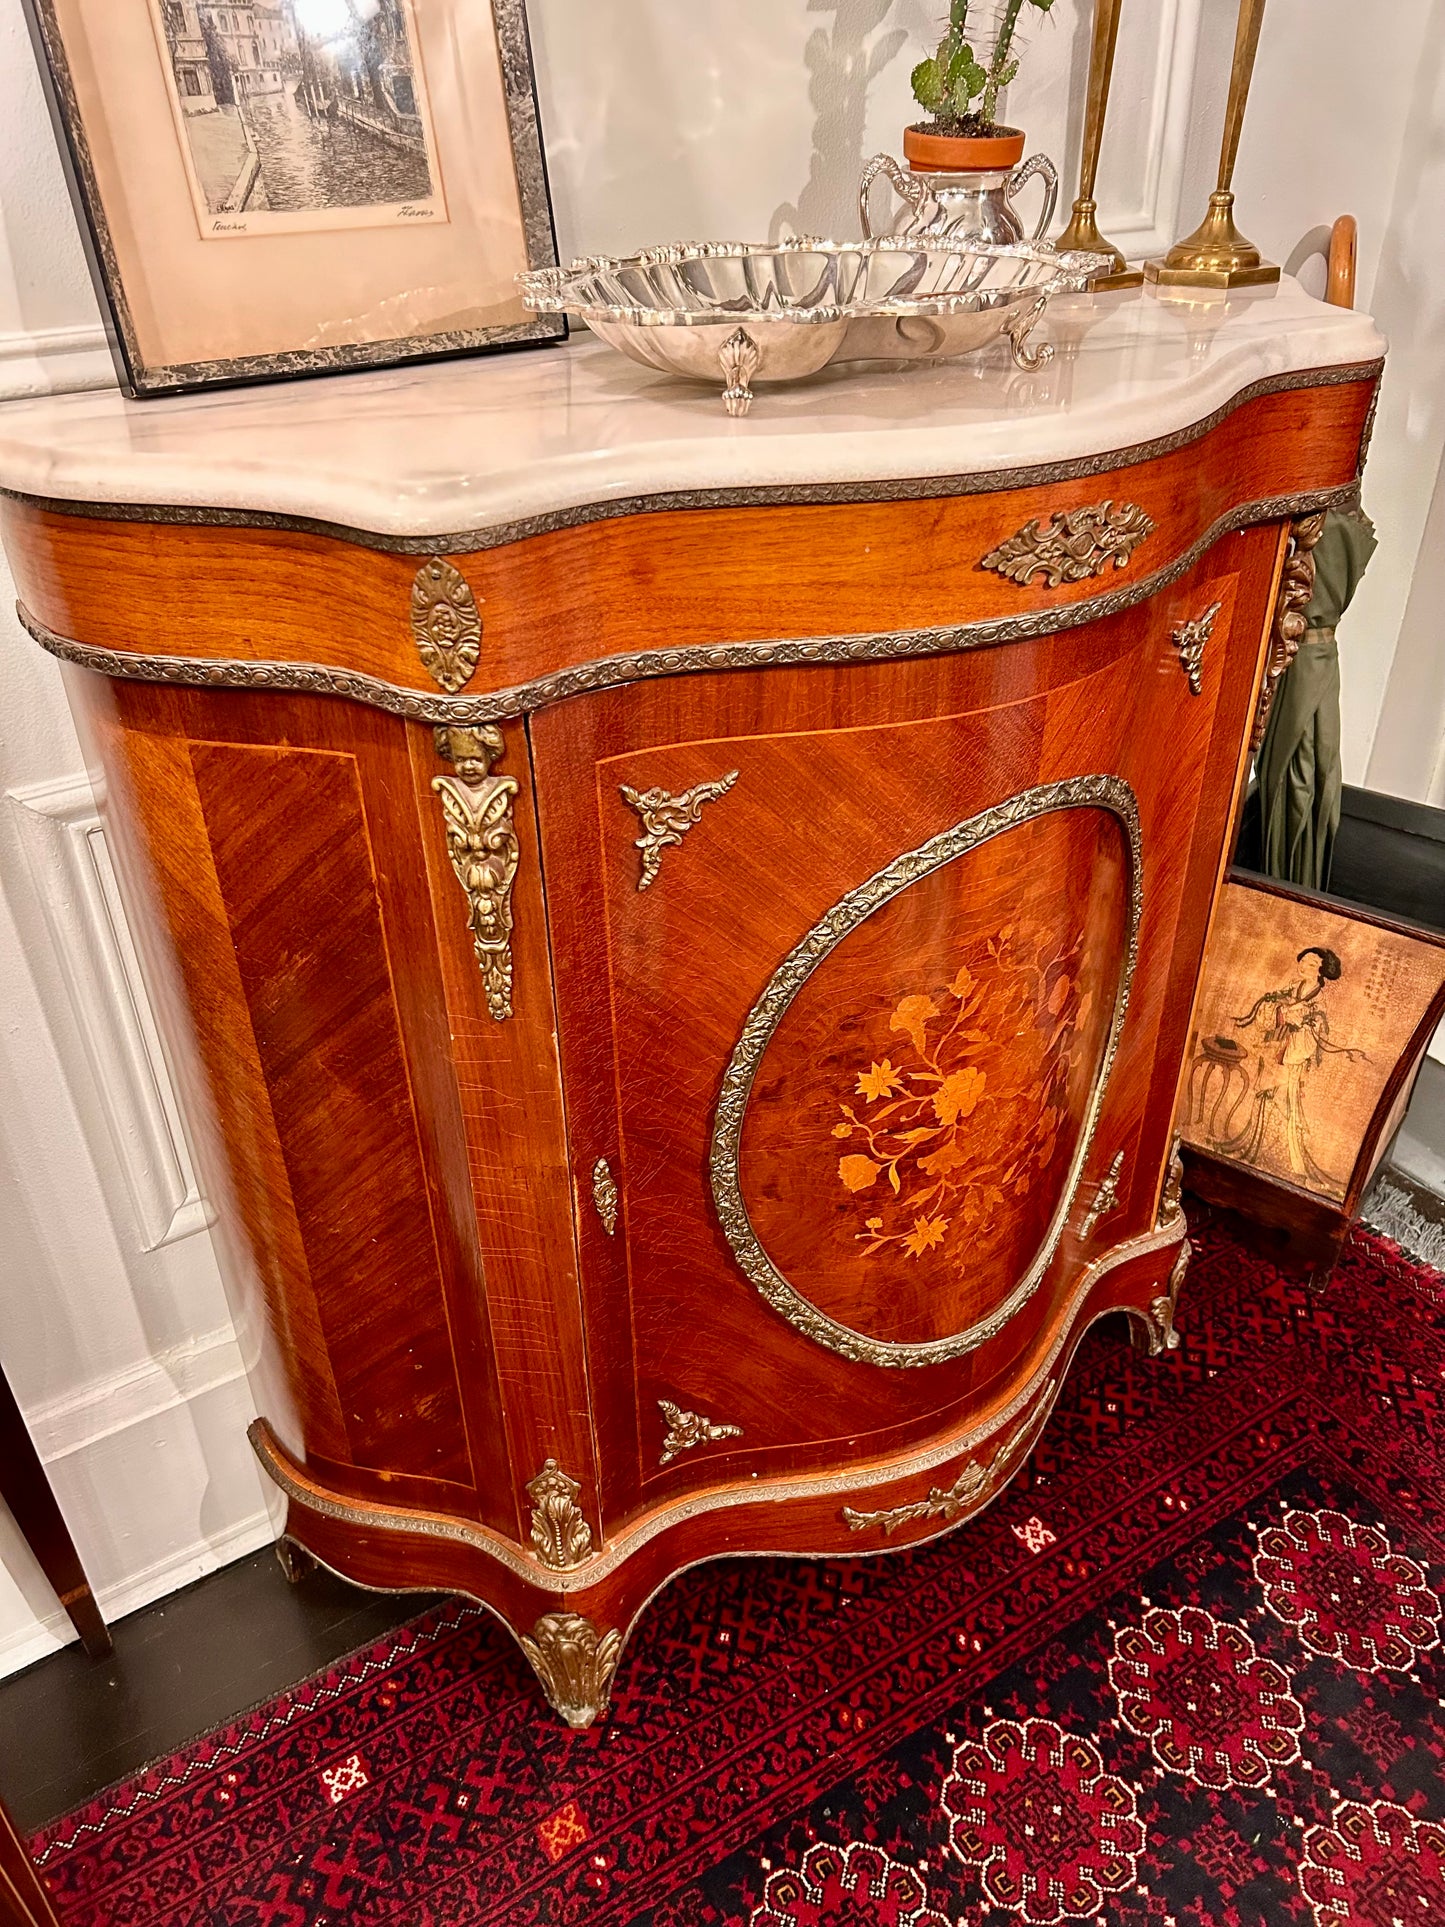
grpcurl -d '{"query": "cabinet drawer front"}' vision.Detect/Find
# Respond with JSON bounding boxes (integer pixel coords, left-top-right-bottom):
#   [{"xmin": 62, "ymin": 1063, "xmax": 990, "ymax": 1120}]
[{"xmin": 532, "ymin": 533, "xmax": 1278, "ymax": 1522}]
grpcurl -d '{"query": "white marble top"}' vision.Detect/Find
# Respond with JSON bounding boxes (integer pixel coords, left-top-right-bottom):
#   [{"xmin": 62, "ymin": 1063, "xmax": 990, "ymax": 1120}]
[{"xmin": 0, "ymin": 280, "xmax": 1382, "ymax": 540}]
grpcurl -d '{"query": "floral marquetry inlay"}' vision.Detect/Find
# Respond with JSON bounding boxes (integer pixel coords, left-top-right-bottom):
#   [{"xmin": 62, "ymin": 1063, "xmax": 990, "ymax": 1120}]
[
  {"xmin": 715, "ymin": 781, "xmax": 1140, "ymax": 1369},
  {"xmin": 832, "ymin": 925, "xmax": 1091, "ymax": 1270}
]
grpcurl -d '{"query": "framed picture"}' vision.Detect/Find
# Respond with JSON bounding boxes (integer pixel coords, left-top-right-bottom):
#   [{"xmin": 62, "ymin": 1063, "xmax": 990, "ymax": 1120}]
[
  {"xmin": 22, "ymin": 0, "xmax": 565, "ymax": 396},
  {"xmin": 1179, "ymin": 872, "xmax": 1445, "ymax": 1270}
]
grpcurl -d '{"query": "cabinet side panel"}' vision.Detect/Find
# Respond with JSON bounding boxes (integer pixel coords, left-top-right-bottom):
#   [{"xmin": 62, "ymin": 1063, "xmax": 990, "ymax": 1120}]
[
  {"xmin": 62, "ymin": 668, "xmax": 511, "ymax": 1525},
  {"xmin": 61, "ymin": 668, "xmax": 345, "ymax": 1467},
  {"xmin": 188, "ymin": 740, "xmax": 471, "ymax": 1485}
]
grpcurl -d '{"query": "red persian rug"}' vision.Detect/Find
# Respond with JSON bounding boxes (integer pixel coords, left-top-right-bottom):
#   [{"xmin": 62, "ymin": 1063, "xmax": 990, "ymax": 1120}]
[{"xmin": 30, "ymin": 1215, "xmax": 1445, "ymax": 1926}]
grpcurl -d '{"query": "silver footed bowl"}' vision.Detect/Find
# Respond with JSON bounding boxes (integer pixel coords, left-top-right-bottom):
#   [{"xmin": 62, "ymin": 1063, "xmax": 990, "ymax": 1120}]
[{"xmin": 518, "ymin": 237, "xmax": 1110, "ymax": 416}]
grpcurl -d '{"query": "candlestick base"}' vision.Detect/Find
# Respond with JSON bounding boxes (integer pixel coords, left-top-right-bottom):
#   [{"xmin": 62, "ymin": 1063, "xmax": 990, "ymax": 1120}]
[
  {"xmin": 1145, "ymin": 190, "xmax": 1279, "ymax": 289},
  {"xmin": 1055, "ymin": 198, "xmax": 1143, "ymax": 290}
]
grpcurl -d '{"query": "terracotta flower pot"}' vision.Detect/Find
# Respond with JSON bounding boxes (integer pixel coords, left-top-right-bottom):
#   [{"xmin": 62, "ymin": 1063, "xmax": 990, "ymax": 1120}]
[{"xmin": 903, "ymin": 123, "xmax": 1026, "ymax": 174}]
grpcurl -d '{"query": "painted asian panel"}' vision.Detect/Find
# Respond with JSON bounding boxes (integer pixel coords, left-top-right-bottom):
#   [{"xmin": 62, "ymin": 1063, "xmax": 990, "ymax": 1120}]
[{"xmin": 1180, "ymin": 882, "xmax": 1445, "ymax": 1202}]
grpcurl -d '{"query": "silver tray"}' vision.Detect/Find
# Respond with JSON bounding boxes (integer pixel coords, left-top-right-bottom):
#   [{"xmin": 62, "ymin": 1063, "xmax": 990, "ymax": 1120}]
[{"xmin": 518, "ymin": 238, "xmax": 1109, "ymax": 415}]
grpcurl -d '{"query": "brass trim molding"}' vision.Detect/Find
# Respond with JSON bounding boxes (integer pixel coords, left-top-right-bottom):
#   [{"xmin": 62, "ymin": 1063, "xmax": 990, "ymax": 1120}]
[
  {"xmin": 841, "ymin": 1382, "xmax": 1054, "ymax": 1535},
  {"xmin": 1160, "ymin": 1133, "xmax": 1185, "ymax": 1227},
  {"xmin": 431, "ymin": 725, "xmax": 519, "ymax": 1021},
  {"xmin": 1172, "ymin": 600, "xmax": 1222, "ymax": 697},
  {"xmin": 620, "ymin": 770, "xmax": 739, "ymax": 890},
  {"xmin": 709, "ymin": 775, "xmax": 1144, "ymax": 1369},
  {"xmin": 411, "ymin": 558, "xmax": 482, "ymax": 693},
  {"xmin": 1358, "ymin": 376, "xmax": 1381, "ymax": 471},
  {"xmin": 15, "ymin": 481, "xmax": 1364, "ymax": 727},
  {"xmin": 980, "ymin": 501, "xmax": 1154, "ymax": 587},
  {"xmin": 658, "ymin": 1400, "xmax": 744, "ymax": 1467},
  {"xmin": 4, "ymin": 358, "xmax": 1380, "ymax": 553},
  {"xmin": 518, "ymin": 1612, "xmax": 623, "ymax": 1730},
  {"xmin": 591, "ymin": 1158, "xmax": 619, "ymax": 1235},
  {"xmin": 1078, "ymin": 1149, "xmax": 1125, "ymax": 1240},
  {"xmin": 525, "ymin": 1459, "xmax": 595, "ymax": 1571},
  {"xmin": 245, "ymin": 1215, "xmax": 1185, "ymax": 1590}
]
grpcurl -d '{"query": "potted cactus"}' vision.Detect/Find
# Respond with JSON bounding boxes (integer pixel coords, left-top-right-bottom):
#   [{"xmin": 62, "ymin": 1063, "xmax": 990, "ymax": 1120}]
[{"xmin": 907, "ymin": 0, "xmax": 1056, "ymax": 171}]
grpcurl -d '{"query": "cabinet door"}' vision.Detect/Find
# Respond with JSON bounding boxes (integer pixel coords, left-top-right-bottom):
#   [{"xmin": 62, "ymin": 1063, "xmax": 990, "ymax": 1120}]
[{"xmin": 530, "ymin": 530, "xmax": 1278, "ymax": 1528}]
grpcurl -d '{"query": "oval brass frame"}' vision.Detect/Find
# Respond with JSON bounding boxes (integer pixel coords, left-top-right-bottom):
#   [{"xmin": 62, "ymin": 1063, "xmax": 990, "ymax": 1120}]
[{"xmin": 708, "ymin": 774, "xmax": 1143, "ymax": 1368}]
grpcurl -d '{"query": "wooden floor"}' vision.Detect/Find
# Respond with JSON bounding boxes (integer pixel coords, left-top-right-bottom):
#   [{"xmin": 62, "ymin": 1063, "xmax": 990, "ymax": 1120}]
[{"xmin": 0, "ymin": 1548, "xmax": 431, "ymax": 1834}]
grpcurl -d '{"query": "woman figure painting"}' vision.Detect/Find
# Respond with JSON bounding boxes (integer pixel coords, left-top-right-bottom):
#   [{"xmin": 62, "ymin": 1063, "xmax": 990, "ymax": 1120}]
[{"xmin": 1217, "ymin": 945, "xmax": 1368, "ymax": 1191}]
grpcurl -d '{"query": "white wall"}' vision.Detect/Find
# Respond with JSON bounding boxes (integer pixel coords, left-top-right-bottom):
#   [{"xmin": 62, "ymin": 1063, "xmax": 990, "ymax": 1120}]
[
  {"xmin": 1352, "ymin": 18, "xmax": 1445, "ymax": 807},
  {"xmin": 0, "ymin": 0, "xmax": 1440, "ymax": 1672}
]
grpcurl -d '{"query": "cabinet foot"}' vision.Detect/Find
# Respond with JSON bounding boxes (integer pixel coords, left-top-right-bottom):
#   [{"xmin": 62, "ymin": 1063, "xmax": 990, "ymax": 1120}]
[
  {"xmin": 1130, "ymin": 1239, "xmax": 1191, "ymax": 1357},
  {"xmin": 275, "ymin": 1537, "xmax": 317, "ymax": 1586},
  {"xmin": 517, "ymin": 1612, "xmax": 624, "ymax": 1730}
]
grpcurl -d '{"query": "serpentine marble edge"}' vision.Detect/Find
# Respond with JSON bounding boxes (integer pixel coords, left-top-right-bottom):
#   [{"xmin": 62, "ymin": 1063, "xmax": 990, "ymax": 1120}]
[{"xmin": 0, "ymin": 280, "xmax": 1382, "ymax": 545}]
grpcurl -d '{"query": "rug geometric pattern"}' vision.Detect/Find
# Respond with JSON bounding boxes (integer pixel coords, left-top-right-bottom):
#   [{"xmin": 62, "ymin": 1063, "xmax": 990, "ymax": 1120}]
[{"xmin": 31, "ymin": 1217, "xmax": 1445, "ymax": 1925}]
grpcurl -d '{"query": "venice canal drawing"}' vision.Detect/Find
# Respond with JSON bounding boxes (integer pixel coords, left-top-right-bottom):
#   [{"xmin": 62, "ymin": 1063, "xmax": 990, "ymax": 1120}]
[{"xmin": 151, "ymin": 0, "xmax": 443, "ymax": 234}]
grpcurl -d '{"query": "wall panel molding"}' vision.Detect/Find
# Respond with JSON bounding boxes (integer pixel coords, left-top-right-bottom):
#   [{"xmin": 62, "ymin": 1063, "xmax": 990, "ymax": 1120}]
[
  {"xmin": 0, "ymin": 324, "xmax": 114, "ymax": 404},
  {"xmin": 0, "ymin": 1310, "xmax": 266, "ymax": 1680},
  {"xmin": 1096, "ymin": 0, "xmax": 1204, "ymax": 259},
  {"xmin": 7, "ymin": 774, "xmax": 212, "ymax": 1252},
  {"xmin": 25, "ymin": 1321, "xmax": 244, "ymax": 1463}
]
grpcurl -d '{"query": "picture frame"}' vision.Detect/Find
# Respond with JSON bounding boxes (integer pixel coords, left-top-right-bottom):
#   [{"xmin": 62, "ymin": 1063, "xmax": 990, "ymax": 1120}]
[
  {"xmin": 1180, "ymin": 871, "xmax": 1445, "ymax": 1271},
  {"xmin": 21, "ymin": 0, "xmax": 565, "ymax": 398}
]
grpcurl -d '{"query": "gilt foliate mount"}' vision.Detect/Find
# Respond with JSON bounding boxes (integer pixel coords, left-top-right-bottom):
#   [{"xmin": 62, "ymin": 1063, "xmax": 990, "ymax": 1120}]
[
  {"xmin": 411, "ymin": 559, "xmax": 482, "ymax": 694},
  {"xmin": 431, "ymin": 726, "xmax": 520, "ymax": 1022},
  {"xmin": 912, "ymin": 0, "xmax": 1057, "ymax": 137},
  {"xmin": 981, "ymin": 501, "xmax": 1155, "ymax": 589}
]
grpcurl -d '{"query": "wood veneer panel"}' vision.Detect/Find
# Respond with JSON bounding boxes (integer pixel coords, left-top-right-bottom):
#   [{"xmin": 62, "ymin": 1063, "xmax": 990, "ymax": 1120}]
[
  {"xmin": 407, "ymin": 722, "xmax": 600, "ymax": 1545},
  {"xmin": 62, "ymin": 681, "xmax": 349, "ymax": 1468},
  {"xmin": 62, "ymin": 675, "xmax": 514, "ymax": 1526},
  {"xmin": 189, "ymin": 742, "xmax": 470, "ymax": 1484},
  {"xmin": 2, "ymin": 378, "xmax": 1373, "ymax": 706}
]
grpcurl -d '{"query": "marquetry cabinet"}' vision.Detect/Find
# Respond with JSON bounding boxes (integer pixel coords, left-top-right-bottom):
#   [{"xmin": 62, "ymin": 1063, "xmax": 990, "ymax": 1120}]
[{"xmin": 0, "ymin": 287, "xmax": 1383, "ymax": 1724}]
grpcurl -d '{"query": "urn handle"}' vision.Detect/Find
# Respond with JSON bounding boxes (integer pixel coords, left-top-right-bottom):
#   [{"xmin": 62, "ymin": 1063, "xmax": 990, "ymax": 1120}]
[
  {"xmin": 858, "ymin": 152, "xmax": 930, "ymax": 239},
  {"xmin": 1004, "ymin": 151, "xmax": 1059, "ymax": 243}
]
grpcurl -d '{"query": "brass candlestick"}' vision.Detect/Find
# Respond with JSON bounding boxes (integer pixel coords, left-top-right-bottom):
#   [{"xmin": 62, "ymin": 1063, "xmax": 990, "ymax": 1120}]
[
  {"xmin": 1145, "ymin": 0, "xmax": 1279, "ymax": 290},
  {"xmin": 1055, "ymin": 0, "xmax": 1141, "ymax": 289}
]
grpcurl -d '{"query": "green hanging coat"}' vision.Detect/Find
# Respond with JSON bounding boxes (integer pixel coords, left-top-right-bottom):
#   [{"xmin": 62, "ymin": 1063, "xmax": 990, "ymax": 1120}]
[{"xmin": 1256, "ymin": 505, "xmax": 1377, "ymax": 891}]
